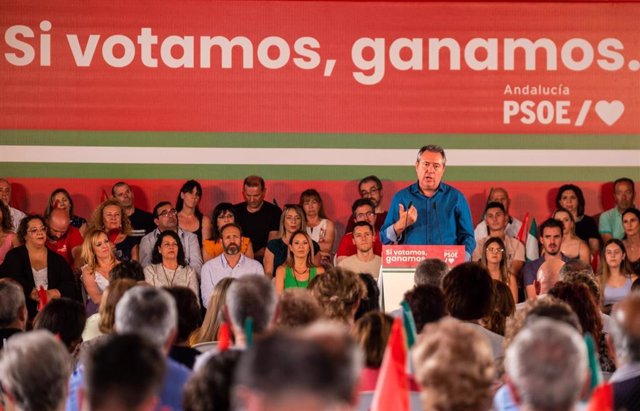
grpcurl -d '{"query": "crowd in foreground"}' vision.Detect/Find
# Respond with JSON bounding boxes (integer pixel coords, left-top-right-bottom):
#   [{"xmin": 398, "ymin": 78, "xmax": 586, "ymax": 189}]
[{"xmin": 1, "ymin": 259, "xmax": 640, "ymax": 411}]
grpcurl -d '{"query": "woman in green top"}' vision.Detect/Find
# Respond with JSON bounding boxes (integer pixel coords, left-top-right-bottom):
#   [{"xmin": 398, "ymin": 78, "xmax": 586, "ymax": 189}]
[{"xmin": 275, "ymin": 230, "xmax": 325, "ymax": 295}]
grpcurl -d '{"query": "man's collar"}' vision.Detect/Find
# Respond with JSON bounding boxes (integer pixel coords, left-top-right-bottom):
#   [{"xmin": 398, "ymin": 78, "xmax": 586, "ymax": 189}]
[{"xmin": 410, "ymin": 181, "xmax": 445, "ymax": 196}]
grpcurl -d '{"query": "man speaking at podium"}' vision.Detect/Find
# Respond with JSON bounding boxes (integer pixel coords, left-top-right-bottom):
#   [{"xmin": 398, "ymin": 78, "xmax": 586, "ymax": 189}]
[{"xmin": 380, "ymin": 145, "xmax": 475, "ymax": 261}]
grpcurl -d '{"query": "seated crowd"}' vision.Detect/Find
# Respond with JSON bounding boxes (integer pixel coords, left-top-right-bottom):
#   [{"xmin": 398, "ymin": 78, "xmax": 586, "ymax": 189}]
[{"xmin": 0, "ymin": 174, "xmax": 639, "ymax": 411}]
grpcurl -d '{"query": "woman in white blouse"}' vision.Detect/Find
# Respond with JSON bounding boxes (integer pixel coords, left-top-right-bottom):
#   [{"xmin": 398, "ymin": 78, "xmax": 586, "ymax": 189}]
[
  {"xmin": 144, "ymin": 230, "xmax": 199, "ymax": 303},
  {"xmin": 81, "ymin": 228, "xmax": 119, "ymax": 308}
]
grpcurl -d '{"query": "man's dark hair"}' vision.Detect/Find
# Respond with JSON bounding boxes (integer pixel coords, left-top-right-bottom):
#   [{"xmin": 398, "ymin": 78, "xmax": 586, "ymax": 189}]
[
  {"xmin": 484, "ymin": 201, "xmax": 505, "ymax": 214},
  {"xmin": 414, "ymin": 258, "xmax": 449, "ymax": 288},
  {"xmin": 164, "ymin": 286, "xmax": 201, "ymax": 343},
  {"xmin": 442, "ymin": 262, "xmax": 494, "ymax": 321},
  {"xmin": 358, "ymin": 175, "xmax": 382, "ymax": 191},
  {"xmin": 352, "ymin": 221, "xmax": 374, "ymax": 233},
  {"xmin": 614, "ymin": 177, "xmax": 635, "ymax": 191},
  {"xmin": 538, "ymin": 218, "xmax": 564, "ymax": 238},
  {"xmin": 109, "ymin": 260, "xmax": 145, "ymax": 282},
  {"xmin": 243, "ymin": 175, "xmax": 265, "ymax": 190},
  {"xmin": 183, "ymin": 350, "xmax": 242, "ymax": 411},
  {"xmin": 404, "ymin": 285, "xmax": 447, "ymax": 332},
  {"xmin": 84, "ymin": 334, "xmax": 166, "ymax": 411},
  {"xmin": 152, "ymin": 201, "xmax": 173, "ymax": 219},
  {"xmin": 220, "ymin": 222, "xmax": 243, "ymax": 237},
  {"xmin": 111, "ymin": 181, "xmax": 130, "ymax": 197},
  {"xmin": 351, "ymin": 198, "xmax": 375, "ymax": 216},
  {"xmin": 234, "ymin": 332, "xmax": 352, "ymax": 407},
  {"xmin": 33, "ymin": 298, "xmax": 86, "ymax": 352}
]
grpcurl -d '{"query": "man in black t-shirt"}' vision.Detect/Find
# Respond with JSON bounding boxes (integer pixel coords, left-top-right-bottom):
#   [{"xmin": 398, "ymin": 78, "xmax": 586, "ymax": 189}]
[
  {"xmin": 112, "ymin": 181, "xmax": 155, "ymax": 243},
  {"xmin": 233, "ymin": 175, "xmax": 282, "ymax": 262}
]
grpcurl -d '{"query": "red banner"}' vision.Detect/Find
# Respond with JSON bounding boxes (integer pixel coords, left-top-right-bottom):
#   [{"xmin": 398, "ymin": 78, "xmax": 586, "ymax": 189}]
[{"xmin": 1, "ymin": 1, "xmax": 639, "ymax": 134}]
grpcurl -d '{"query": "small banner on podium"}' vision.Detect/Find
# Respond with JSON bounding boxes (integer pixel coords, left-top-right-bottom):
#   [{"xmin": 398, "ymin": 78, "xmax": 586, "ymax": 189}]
[{"xmin": 379, "ymin": 245, "xmax": 465, "ymax": 312}]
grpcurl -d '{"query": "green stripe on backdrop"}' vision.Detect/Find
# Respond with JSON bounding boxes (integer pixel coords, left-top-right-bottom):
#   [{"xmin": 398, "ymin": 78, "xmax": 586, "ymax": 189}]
[
  {"xmin": 0, "ymin": 163, "xmax": 637, "ymax": 181},
  {"xmin": 0, "ymin": 130, "xmax": 638, "ymax": 150}
]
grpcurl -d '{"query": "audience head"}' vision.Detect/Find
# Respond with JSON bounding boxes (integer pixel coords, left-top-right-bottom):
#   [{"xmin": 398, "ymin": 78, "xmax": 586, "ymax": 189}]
[
  {"xmin": 553, "ymin": 207, "xmax": 577, "ymax": 236},
  {"xmin": 600, "ymin": 239, "xmax": 633, "ymax": 280},
  {"xmin": 287, "ymin": 229, "xmax": 314, "ymax": 267},
  {"xmin": 299, "ymin": 189, "xmax": 327, "ymax": 219},
  {"xmin": 225, "ymin": 275, "xmax": 277, "ymax": 341},
  {"xmin": 622, "ymin": 207, "xmax": 640, "ymax": 239},
  {"xmin": 351, "ymin": 221, "xmax": 375, "ymax": 254},
  {"xmin": 610, "ymin": 293, "xmax": 640, "ymax": 366},
  {"xmin": 276, "ymin": 288, "xmax": 323, "ymax": 329},
  {"xmin": 152, "ymin": 201, "xmax": 178, "ymax": 231},
  {"xmin": 505, "ymin": 319, "xmax": 587, "ymax": 411},
  {"xmin": 613, "ymin": 177, "xmax": 635, "ymax": 210},
  {"xmin": 220, "ymin": 222, "xmax": 243, "ymax": 257},
  {"xmin": 0, "ymin": 330, "xmax": 72, "ymax": 411},
  {"xmin": 234, "ymin": 330, "xmax": 357, "ymax": 411},
  {"xmin": 351, "ymin": 311, "xmax": 394, "ymax": 368},
  {"xmin": 115, "ymin": 286, "xmax": 177, "ymax": 351},
  {"xmin": 109, "ymin": 260, "xmax": 145, "ymax": 282},
  {"xmin": 559, "ymin": 259, "xmax": 600, "ymax": 304},
  {"xmin": 412, "ymin": 317, "xmax": 494, "ymax": 411},
  {"xmin": 414, "ymin": 258, "xmax": 449, "ymax": 288},
  {"xmin": 354, "ymin": 273, "xmax": 380, "ymax": 321},
  {"xmin": 0, "ymin": 178, "xmax": 13, "ymax": 206},
  {"xmin": 487, "ymin": 187, "xmax": 511, "ymax": 214},
  {"xmin": 548, "ymin": 281, "xmax": 602, "ymax": 342},
  {"xmin": 176, "ymin": 179, "xmax": 204, "ymax": 216},
  {"xmin": 111, "ymin": 181, "xmax": 135, "ymax": 209},
  {"xmin": 404, "ymin": 284, "xmax": 446, "ymax": 332},
  {"xmin": 211, "ymin": 202, "xmax": 236, "ymax": 242},
  {"xmin": 45, "ymin": 188, "xmax": 76, "ymax": 218},
  {"xmin": 481, "ymin": 236, "xmax": 509, "ymax": 284},
  {"xmin": 33, "ymin": 297, "xmax": 86, "ymax": 353},
  {"xmin": 555, "ymin": 184, "xmax": 586, "ymax": 217},
  {"xmin": 81, "ymin": 228, "xmax": 116, "ymax": 269},
  {"xmin": 484, "ymin": 201, "xmax": 507, "ymax": 233},
  {"xmin": 46, "ymin": 207, "xmax": 71, "ymax": 240},
  {"xmin": 358, "ymin": 175, "xmax": 383, "ymax": 208},
  {"xmin": 83, "ymin": 334, "xmax": 166, "ymax": 411},
  {"xmin": 196, "ymin": 277, "xmax": 235, "ymax": 343},
  {"xmin": 308, "ymin": 267, "xmax": 366, "ymax": 325},
  {"xmin": 242, "ymin": 175, "xmax": 266, "ymax": 210},
  {"xmin": 279, "ymin": 204, "xmax": 306, "ymax": 238},
  {"xmin": 484, "ymin": 280, "xmax": 515, "ymax": 336},
  {"xmin": 99, "ymin": 279, "xmax": 138, "ymax": 334},
  {"xmin": 164, "ymin": 286, "xmax": 201, "ymax": 345},
  {"xmin": 443, "ymin": 262, "xmax": 494, "ymax": 321},
  {"xmin": 350, "ymin": 198, "xmax": 376, "ymax": 226},
  {"xmin": 151, "ymin": 230, "xmax": 186, "ymax": 266},
  {"xmin": 0, "ymin": 278, "xmax": 27, "ymax": 331},
  {"xmin": 90, "ymin": 199, "xmax": 132, "ymax": 235},
  {"xmin": 17, "ymin": 214, "xmax": 47, "ymax": 244},
  {"xmin": 183, "ymin": 349, "xmax": 243, "ymax": 411},
  {"xmin": 536, "ymin": 258, "xmax": 566, "ymax": 296},
  {"xmin": 538, "ymin": 218, "xmax": 564, "ymax": 256}
]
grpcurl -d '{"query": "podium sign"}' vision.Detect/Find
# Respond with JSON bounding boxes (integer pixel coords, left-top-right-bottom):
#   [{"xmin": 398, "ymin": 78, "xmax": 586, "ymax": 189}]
[{"xmin": 378, "ymin": 245, "xmax": 465, "ymax": 312}]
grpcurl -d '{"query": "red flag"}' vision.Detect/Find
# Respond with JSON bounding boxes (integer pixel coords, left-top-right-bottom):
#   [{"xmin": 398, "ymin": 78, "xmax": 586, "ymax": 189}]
[
  {"xmin": 107, "ymin": 229, "xmax": 121, "ymax": 243},
  {"xmin": 517, "ymin": 212, "xmax": 530, "ymax": 244},
  {"xmin": 586, "ymin": 383, "xmax": 613, "ymax": 411},
  {"xmin": 37, "ymin": 286, "xmax": 48, "ymax": 311},
  {"xmin": 371, "ymin": 317, "xmax": 409, "ymax": 411},
  {"xmin": 217, "ymin": 322, "xmax": 231, "ymax": 352},
  {"xmin": 591, "ymin": 252, "xmax": 599, "ymax": 272}
]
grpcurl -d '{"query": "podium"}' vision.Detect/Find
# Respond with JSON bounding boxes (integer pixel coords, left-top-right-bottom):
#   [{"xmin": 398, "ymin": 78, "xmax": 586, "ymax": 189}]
[{"xmin": 378, "ymin": 245, "xmax": 465, "ymax": 312}]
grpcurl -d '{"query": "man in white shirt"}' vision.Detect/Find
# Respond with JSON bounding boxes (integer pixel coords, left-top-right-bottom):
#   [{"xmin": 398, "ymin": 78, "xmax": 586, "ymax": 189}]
[
  {"xmin": 338, "ymin": 222, "xmax": 381, "ymax": 279},
  {"xmin": 200, "ymin": 223, "xmax": 264, "ymax": 306}
]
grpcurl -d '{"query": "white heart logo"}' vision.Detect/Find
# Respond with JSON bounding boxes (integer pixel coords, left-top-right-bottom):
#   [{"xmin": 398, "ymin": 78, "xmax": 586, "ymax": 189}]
[{"xmin": 595, "ymin": 100, "xmax": 624, "ymax": 126}]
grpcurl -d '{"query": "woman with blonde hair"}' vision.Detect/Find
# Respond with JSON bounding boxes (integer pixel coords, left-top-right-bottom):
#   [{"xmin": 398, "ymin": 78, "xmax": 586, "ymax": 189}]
[
  {"xmin": 190, "ymin": 277, "xmax": 235, "ymax": 345},
  {"xmin": 274, "ymin": 230, "xmax": 325, "ymax": 295},
  {"xmin": 80, "ymin": 228, "xmax": 119, "ymax": 309},
  {"xmin": 88, "ymin": 199, "xmax": 138, "ymax": 262},
  {"xmin": 263, "ymin": 204, "xmax": 320, "ymax": 278}
]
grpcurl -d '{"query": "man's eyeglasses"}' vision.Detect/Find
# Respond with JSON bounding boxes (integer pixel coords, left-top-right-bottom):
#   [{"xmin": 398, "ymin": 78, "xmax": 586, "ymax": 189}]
[
  {"xmin": 158, "ymin": 209, "xmax": 177, "ymax": 218},
  {"xmin": 355, "ymin": 211, "xmax": 375, "ymax": 220},
  {"xmin": 360, "ymin": 187, "xmax": 380, "ymax": 197}
]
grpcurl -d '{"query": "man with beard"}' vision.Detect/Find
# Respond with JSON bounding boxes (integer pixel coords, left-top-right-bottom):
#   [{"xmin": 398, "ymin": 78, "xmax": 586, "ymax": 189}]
[
  {"xmin": 523, "ymin": 218, "xmax": 569, "ymax": 299},
  {"xmin": 345, "ymin": 175, "xmax": 388, "ymax": 233},
  {"xmin": 46, "ymin": 208, "xmax": 83, "ymax": 269},
  {"xmin": 200, "ymin": 223, "xmax": 264, "ymax": 306}
]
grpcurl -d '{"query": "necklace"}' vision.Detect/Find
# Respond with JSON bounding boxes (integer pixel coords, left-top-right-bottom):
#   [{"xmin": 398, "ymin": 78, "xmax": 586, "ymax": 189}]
[
  {"xmin": 292, "ymin": 266, "xmax": 310, "ymax": 287},
  {"xmin": 161, "ymin": 264, "xmax": 178, "ymax": 287}
]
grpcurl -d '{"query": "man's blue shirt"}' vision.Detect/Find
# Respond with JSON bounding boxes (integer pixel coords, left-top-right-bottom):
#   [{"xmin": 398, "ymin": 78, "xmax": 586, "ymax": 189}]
[{"xmin": 380, "ymin": 182, "xmax": 475, "ymax": 258}]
